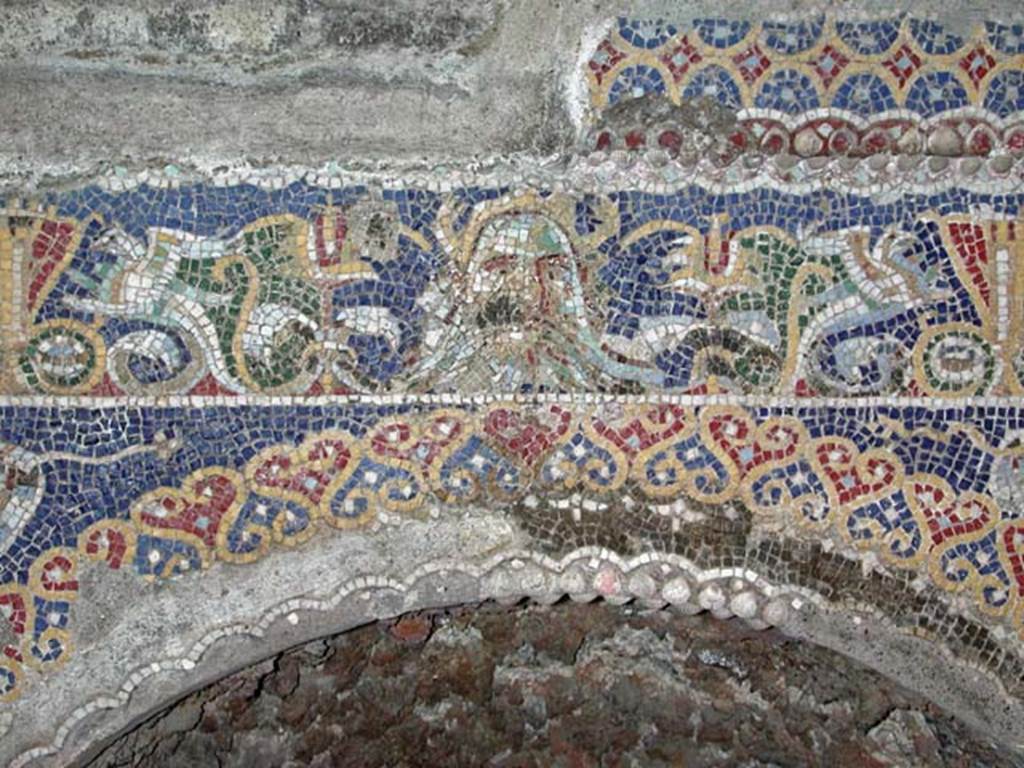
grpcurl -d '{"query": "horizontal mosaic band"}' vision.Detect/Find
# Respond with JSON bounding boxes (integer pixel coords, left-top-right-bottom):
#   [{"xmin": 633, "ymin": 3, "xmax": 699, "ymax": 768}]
[
  {"xmin": 2, "ymin": 400, "xmax": 1023, "ymax": 703},
  {"xmin": 591, "ymin": 115, "xmax": 1024, "ymax": 159},
  {"xmin": 587, "ymin": 16, "xmax": 1024, "ymax": 156},
  {"xmin": 5, "ymin": 183, "xmax": 1024, "ymax": 399}
]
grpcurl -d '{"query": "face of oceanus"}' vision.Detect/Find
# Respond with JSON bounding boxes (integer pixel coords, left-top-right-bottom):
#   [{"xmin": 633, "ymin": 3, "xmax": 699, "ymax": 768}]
[
  {"xmin": 446, "ymin": 213, "xmax": 600, "ymax": 390},
  {"xmin": 470, "ymin": 214, "xmax": 577, "ymax": 327}
]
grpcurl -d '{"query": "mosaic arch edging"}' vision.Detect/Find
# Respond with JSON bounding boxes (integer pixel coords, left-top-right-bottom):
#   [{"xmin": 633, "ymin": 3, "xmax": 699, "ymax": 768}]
[
  {"xmin": 1, "ymin": 549, "xmax": 819, "ymax": 768},
  {"xmin": 11, "ymin": 544, "xmax": 1018, "ymax": 768}
]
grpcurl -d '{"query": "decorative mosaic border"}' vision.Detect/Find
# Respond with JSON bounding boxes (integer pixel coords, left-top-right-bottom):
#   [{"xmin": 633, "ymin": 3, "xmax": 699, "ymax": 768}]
[
  {"xmin": 3, "ymin": 398, "xmax": 1024, "ymax": 706},
  {"xmin": 5, "ymin": 181, "xmax": 1024, "ymax": 400},
  {"xmin": 586, "ymin": 16, "xmax": 1024, "ymax": 156},
  {"xmin": 20, "ymin": 152, "xmax": 1024, "ymax": 194}
]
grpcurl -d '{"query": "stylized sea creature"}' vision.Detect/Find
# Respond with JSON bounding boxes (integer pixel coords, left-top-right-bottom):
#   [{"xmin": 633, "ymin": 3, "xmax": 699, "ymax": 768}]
[{"xmin": 63, "ymin": 227, "xmax": 249, "ymax": 392}]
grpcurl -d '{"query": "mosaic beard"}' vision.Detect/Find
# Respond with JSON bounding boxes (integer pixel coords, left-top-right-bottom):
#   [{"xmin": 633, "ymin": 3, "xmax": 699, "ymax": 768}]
[{"xmin": 466, "ymin": 291, "xmax": 603, "ymax": 391}]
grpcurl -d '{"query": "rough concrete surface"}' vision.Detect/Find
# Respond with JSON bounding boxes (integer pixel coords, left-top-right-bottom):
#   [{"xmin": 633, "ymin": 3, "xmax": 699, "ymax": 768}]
[{"xmin": 84, "ymin": 601, "xmax": 1014, "ymax": 768}]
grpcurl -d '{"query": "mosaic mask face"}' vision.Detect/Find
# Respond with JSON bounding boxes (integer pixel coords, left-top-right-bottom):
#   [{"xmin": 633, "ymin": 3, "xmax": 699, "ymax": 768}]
[
  {"xmin": 468, "ymin": 214, "xmax": 577, "ymax": 332},
  {"xmin": 424, "ymin": 212, "xmax": 607, "ymax": 392}
]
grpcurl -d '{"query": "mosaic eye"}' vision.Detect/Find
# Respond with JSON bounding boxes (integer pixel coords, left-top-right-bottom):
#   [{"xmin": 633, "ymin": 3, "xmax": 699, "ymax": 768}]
[{"xmin": 19, "ymin": 323, "xmax": 103, "ymax": 392}]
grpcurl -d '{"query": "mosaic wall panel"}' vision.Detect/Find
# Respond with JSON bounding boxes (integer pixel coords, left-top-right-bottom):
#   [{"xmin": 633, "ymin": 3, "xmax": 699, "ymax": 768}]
[
  {"xmin": 6, "ymin": 11, "xmax": 1024, "ymax": 764},
  {"xmin": 588, "ymin": 15, "xmax": 1024, "ymax": 155},
  {"xmin": 4, "ymin": 172, "xmax": 1024, "ymax": 707}
]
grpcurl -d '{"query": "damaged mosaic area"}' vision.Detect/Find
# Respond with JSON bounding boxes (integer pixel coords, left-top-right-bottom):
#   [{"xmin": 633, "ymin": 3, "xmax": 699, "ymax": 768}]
[{"xmin": 88, "ymin": 602, "xmax": 1016, "ymax": 768}]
